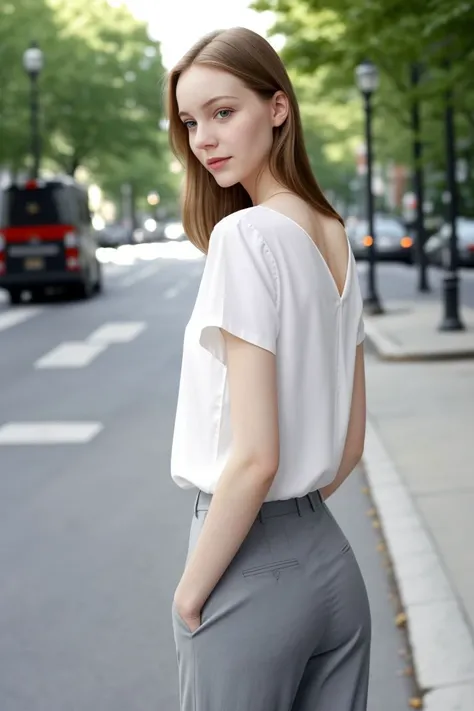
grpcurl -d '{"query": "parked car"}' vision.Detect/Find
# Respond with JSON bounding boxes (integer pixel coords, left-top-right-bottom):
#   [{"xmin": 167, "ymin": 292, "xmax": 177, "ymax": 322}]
[
  {"xmin": 132, "ymin": 219, "xmax": 168, "ymax": 244},
  {"xmin": 0, "ymin": 175, "xmax": 102, "ymax": 303},
  {"xmin": 348, "ymin": 216, "xmax": 414, "ymax": 263},
  {"xmin": 425, "ymin": 218, "xmax": 474, "ymax": 268},
  {"xmin": 134, "ymin": 219, "xmax": 187, "ymax": 244},
  {"xmin": 97, "ymin": 223, "xmax": 133, "ymax": 248}
]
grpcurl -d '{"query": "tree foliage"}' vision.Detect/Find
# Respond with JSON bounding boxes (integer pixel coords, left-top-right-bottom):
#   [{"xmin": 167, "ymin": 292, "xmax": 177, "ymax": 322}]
[
  {"xmin": 0, "ymin": 0, "xmax": 175, "ymax": 206},
  {"xmin": 253, "ymin": 0, "xmax": 474, "ymax": 205}
]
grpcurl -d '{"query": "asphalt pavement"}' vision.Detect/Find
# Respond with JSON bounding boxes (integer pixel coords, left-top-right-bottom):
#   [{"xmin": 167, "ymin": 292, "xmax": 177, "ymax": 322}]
[{"xmin": 0, "ymin": 245, "xmax": 417, "ymax": 711}]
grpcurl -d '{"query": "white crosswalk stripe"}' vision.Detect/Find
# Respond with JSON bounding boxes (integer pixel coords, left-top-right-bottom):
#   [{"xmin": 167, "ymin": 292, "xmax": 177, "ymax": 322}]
[
  {"xmin": 86, "ymin": 322, "xmax": 147, "ymax": 344},
  {"xmin": 35, "ymin": 342, "xmax": 107, "ymax": 369},
  {"xmin": 102, "ymin": 263, "xmax": 130, "ymax": 279},
  {"xmin": 0, "ymin": 247, "xmax": 201, "ymax": 453},
  {"xmin": 0, "ymin": 421, "xmax": 103, "ymax": 445},
  {"xmin": 34, "ymin": 322, "xmax": 146, "ymax": 369},
  {"xmin": 0, "ymin": 306, "xmax": 43, "ymax": 333},
  {"xmin": 0, "ymin": 246, "xmax": 199, "ymax": 344},
  {"xmin": 119, "ymin": 262, "xmax": 162, "ymax": 288},
  {"xmin": 163, "ymin": 278, "xmax": 190, "ymax": 300}
]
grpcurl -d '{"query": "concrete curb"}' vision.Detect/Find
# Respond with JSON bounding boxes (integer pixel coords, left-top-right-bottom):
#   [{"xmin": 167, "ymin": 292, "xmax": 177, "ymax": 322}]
[
  {"xmin": 363, "ymin": 420, "xmax": 474, "ymax": 709},
  {"xmin": 364, "ymin": 320, "xmax": 474, "ymax": 362}
]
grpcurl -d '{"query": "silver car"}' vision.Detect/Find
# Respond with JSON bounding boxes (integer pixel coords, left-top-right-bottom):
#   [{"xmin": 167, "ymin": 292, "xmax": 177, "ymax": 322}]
[
  {"xmin": 425, "ymin": 218, "xmax": 474, "ymax": 268},
  {"xmin": 347, "ymin": 217, "xmax": 414, "ymax": 263}
]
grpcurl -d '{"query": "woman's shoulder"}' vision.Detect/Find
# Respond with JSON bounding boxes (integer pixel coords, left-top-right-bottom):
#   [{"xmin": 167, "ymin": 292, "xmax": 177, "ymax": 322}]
[
  {"xmin": 210, "ymin": 208, "xmax": 276, "ymax": 259},
  {"xmin": 212, "ymin": 205, "xmax": 292, "ymax": 251},
  {"xmin": 207, "ymin": 207, "xmax": 278, "ymax": 273},
  {"xmin": 212, "ymin": 206, "xmax": 262, "ymax": 237}
]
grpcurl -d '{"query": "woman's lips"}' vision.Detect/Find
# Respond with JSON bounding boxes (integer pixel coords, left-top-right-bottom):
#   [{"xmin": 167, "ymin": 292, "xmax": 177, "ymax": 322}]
[{"xmin": 207, "ymin": 157, "xmax": 231, "ymax": 171}]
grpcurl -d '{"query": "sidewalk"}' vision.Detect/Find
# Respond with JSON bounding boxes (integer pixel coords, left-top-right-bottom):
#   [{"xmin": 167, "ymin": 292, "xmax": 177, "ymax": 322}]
[
  {"xmin": 363, "ymin": 300, "xmax": 474, "ymax": 710},
  {"xmin": 364, "ymin": 300, "xmax": 474, "ymax": 361}
]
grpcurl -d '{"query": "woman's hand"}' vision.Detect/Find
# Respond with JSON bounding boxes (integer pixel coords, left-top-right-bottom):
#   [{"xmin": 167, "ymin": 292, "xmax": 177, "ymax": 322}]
[
  {"xmin": 174, "ymin": 585, "xmax": 202, "ymax": 633},
  {"xmin": 176, "ymin": 606, "xmax": 201, "ymax": 633}
]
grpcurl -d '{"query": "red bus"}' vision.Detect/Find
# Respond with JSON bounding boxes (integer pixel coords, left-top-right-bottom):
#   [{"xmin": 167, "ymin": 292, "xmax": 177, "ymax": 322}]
[{"xmin": 0, "ymin": 176, "xmax": 102, "ymax": 304}]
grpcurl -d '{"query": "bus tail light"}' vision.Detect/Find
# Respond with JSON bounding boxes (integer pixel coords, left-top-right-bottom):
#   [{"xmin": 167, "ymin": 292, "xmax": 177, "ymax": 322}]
[{"xmin": 65, "ymin": 247, "xmax": 80, "ymax": 271}]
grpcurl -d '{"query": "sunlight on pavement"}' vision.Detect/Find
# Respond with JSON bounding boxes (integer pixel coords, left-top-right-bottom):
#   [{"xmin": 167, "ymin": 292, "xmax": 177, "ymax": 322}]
[{"xmin": 96, "ymin": 242, "xmax": 203, "ymax": 264}]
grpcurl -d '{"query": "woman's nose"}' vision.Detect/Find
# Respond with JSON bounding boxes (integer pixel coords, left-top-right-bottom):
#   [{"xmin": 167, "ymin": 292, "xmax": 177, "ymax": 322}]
[{"xmin": 194, "ymin": 125, "xmax": 217, "ymax": 150}]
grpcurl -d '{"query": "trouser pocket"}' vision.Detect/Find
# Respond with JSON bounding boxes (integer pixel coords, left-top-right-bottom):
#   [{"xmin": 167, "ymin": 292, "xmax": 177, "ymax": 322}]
[
  {"xmin": 242, "ymin": 558, "xmax": 300, "ymax": 578},
  {"xmin": 172, "ymin": 601, "xmax": 205, "ymax": 640}
]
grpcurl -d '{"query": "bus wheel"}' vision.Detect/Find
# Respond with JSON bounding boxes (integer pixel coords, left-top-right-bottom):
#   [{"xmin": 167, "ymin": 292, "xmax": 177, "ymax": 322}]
[
  {"xmin": 94, "ymin": 262, "xmax": 103, "ymax": 293},
  {"xmin": 75, "ymin": 277, "xmax": 94, "ymax": 300},
  {"xmin": 8, "ymin": 288, "xmax": 23, "ymax": 305}
]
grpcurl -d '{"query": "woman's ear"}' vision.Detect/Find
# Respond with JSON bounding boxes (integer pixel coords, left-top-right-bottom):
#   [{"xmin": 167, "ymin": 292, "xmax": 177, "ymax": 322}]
[{"xmin": 271, "ymin": 91, "xmax": 289, "ymax": 127}]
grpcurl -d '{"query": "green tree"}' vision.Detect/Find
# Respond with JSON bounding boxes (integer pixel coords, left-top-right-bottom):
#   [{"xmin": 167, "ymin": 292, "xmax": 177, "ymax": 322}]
[
  {"xmin": 0, "ymin": 0, "xmax": 178, "ymax": 210},
  {"xmin": 96, "ymin": 130, "xmax": 182, "ymax": 212},
  {"xmin": 0, "ymin": 0, "xmax": 58, "ymax": 171},
  {"xmin": 253, "ymin": 0, "xmax": 474, "ymax": 207},
  {"xmin": 44, "ymin": 0, "xmax": 166, "ymax": 176},
  {"xmin": 292, "ymin": 70, "xmax": 361, "ymax": 206}
]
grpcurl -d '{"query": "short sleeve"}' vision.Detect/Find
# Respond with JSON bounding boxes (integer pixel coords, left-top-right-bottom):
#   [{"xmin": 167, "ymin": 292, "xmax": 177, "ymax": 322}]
[
  {"xmin": 356, "ymin": 311, "xmax": 365, "ymax": 345},
  {"xmin": 197, "ymin": 218, "xmax": 280, "ymax": 364}
]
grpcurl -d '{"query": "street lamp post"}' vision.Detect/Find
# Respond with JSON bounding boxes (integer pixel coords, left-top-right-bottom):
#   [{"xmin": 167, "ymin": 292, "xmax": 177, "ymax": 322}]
[
  {"xmin": 355, "ymin": 60, "xmax": 383, "ymax": 315},
  {"xmin": 439, "ymin": 62, "xmax": 464, "ymax": 331},
  {"xmin": 410, "ymin": 63, "xmax": 430, "ymax": 293},
  {"xmin": 23, "ymin": 42, "xmax": 44, "ymax": 180}
]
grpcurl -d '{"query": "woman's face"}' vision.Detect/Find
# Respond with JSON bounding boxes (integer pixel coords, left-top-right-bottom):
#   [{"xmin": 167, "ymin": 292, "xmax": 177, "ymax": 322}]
[{"xmin": 176, "ymin": 65, "xmax": 287, "ymax": 194}]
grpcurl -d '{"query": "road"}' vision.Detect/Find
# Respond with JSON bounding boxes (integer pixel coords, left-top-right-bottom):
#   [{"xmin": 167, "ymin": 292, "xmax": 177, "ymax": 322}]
[{"xmin": 0, "ymin": 245, "xmax": 417, "ymax": 711}]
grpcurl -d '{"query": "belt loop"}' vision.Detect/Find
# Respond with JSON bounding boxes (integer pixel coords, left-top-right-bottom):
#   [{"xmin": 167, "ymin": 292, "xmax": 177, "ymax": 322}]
[
  {"xmin": 307, "ymin": 493, "xmax": 316, "ymax": 512},
  {"xmin": 194, "ymin": 490, "xmax": 201, "ymax": 518},
  {"xmin": 295, "ymin": 498, "xmax": 302, "ymax": 517},
  {"xmin": 257, "ymin": 508, "xmax": 264, "ymax": 523}
]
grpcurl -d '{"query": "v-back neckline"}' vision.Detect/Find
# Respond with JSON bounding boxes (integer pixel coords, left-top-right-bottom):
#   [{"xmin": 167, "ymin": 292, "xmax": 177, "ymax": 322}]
[{"xmin": 255, "ymin": 205, "xmax": 351, "ymax": 302}]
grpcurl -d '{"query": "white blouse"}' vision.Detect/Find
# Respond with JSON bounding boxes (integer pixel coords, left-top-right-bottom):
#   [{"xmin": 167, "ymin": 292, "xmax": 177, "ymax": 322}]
[{"xmin": 170, "ymin": 205, "xmax": 364, "ymax": 501}]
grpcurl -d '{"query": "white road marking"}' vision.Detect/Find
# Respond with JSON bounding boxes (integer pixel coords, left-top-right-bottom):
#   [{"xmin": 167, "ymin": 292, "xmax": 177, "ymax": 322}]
[
  {"xmin": 86, "ymin": 321, "xmax": 146, "ymax": 345},
  {"xmin": 102, "ymin": 263, "xmax": 129, "ymax": 279},
  {"xmin": 34, "ymin": 342, "xmax": 107, "ymax": 369},
  {"xmin": 0, "ymin": 421, "xmax": 103, "ymax": 445},
  {"xmin": 163, "ymin": 279, "xmax": 189, "ymax": 300},
  {"xmin": 120, "ymin": 262, "xmax": 162, "ymax": 288},
  {"xmin": 34, "ymin": 322, "xmax": 146, "ymax": 368},
  {"xmin": 0, "ymin": 307, "xmax": 43, "ymax": 333}
]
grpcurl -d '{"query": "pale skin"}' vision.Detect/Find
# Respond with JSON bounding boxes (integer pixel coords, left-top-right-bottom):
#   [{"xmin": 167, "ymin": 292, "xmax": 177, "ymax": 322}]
[{"xmin": 174, "ymin": 65, "xmax": 366, "ymax": 632}]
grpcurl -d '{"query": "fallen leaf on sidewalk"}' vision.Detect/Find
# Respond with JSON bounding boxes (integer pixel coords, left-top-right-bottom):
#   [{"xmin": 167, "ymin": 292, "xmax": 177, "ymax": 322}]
[
  {"xmin": 397, "ymin": 665, "xmax": 414, "ymax": 677},
  {"xmin": 361, "ymin": 487, "xmax": 369, "ymax": 494},
  {"xmin": 376, "ymin": 542, "xmax": 385, "ymax": 553},
  {"xmin": 366, "ymin": 507, "xmax": 376, "ymax": 517},
  {"xmin": 409, "ymin": 697, "xmax": 423, "ymax": 708},
  {"xmin": 396, "ymin": 612, "xmax": 407, "ymax": 628},
  {"xmin": 372, "ymin": 519, "xmax": 381, "ymax": 529}
]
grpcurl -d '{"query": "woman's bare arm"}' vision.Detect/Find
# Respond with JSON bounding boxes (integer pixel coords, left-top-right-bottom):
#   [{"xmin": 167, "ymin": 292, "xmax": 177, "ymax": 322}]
[{"xmin": 174, "ymin": 330, "xmax": 280, "ymax": 617}]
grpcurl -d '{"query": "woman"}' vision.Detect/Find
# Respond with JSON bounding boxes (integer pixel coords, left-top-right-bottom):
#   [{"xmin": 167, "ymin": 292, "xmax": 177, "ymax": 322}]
[{"xmin": 167, "ymin": 26, "xmax": 370, "ymax": 711}]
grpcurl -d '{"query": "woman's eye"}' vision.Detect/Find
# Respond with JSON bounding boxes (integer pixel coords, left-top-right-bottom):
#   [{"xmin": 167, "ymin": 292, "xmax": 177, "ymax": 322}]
[
  {"xmin": 216, "ymin": 109, "xmax": 233, "ymax": 120},
  {"xmin": 183, "ymin": 120, "xmax": 196, "ymax": 130}
]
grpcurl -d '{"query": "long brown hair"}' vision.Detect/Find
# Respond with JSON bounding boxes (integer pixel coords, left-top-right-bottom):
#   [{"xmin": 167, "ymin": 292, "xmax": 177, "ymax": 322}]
[{"xmin": 166, "ymin": 27, "xmax": 343, "ymax": 254}]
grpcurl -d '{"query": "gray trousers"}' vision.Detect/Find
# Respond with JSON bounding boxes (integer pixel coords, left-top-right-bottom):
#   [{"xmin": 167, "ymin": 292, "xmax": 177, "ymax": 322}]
[{"xmin": 172, "ymin": 490, "xmax": 371, "ymax": 711}]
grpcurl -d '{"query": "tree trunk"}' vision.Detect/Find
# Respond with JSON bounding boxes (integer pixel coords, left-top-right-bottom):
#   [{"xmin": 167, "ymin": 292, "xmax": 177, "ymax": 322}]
[{"xmin": 69, "ymin": 156, "xmax": 80, "ymax": 176}]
